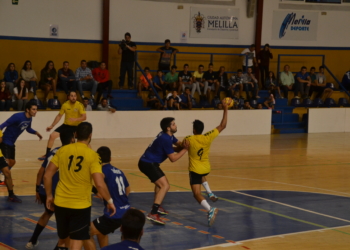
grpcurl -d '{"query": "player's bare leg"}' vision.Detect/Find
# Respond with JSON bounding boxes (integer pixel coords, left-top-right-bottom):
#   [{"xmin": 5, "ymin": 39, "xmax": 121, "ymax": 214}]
[{"xmin": 147, "ymin": 176, "xmax": 170, "ymax": 225}]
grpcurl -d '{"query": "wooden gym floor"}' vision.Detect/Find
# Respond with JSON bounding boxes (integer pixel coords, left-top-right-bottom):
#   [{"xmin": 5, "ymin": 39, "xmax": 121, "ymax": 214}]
[{"xmin": 1, "ymin": 132, "xmax": 350, "ymax": 249}]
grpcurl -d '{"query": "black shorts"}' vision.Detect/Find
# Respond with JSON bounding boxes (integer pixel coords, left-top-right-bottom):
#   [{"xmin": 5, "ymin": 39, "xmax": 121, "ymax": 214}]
[
  {"xmin": 54, "ymin": 205, "xmax": 91, "ymax": 240},
  {"xmin": 189, "ymin": 171, "xmax": 209, "ymax": 185},
  {"xmin": 0, "ymin": 143, "xmax": 15, "ymax": 160},
  {"xmin": 54, "ymin": 124, "xmax": 77, "ymax": 135},
  {"xmin": 0, "ymin": 156, "xmax": 8, "ymax": 171},
  {"xmin": 39, "ymin": 194, "xmax": 54, "ymax": 215},
  {"xmin": 93, "ymin": 215, "xmax": 122, "ymax": 235},
  {"xmin": 138, "ymin": 160, "xmax": 165, "ymax": 183}
]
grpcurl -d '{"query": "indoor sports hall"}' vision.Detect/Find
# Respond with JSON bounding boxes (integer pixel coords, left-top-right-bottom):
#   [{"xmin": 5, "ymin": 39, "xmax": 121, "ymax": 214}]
[{"xmin": 1, "ymin": 0, "xmax": 350, "ymax": 250}]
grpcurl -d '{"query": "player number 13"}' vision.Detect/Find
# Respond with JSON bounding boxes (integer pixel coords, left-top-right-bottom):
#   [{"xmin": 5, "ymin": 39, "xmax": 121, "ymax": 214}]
[{"xmin": 68, "ymin": 155, "xmax": 84, "ymax": 172}]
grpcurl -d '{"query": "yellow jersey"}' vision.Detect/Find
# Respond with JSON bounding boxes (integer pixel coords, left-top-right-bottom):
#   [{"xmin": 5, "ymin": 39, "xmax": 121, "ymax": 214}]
[
  {"xmin": 59, "ymin": 101, "xmax": 86, "ymax": 126},
  {"xmin": 184, "ymin": 128, "xmax": 219, "ymax": 174},
  {"xmin": 51, "ymin": 142, "xmax": 102, "ymax": 209},
  {"xmin": 0, "ymin": 130, "xmax": 3, "ymax": 157}
]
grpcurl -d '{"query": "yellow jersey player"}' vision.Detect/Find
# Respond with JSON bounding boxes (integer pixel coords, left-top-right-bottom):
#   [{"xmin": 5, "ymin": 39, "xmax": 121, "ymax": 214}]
[
  {"xmin": 184, "ymin": 99, "xmax": 230, "ymax": 226},
  {"xmin": 39, "ymin": 90, "xmax": 86, "ymax": 160}
]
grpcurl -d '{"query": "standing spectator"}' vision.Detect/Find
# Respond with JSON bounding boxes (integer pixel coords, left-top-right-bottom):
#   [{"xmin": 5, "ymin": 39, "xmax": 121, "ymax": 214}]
[
  {"xmin": 92, "ymin": 62, "xmax": 113, "ymax": 104},
  {"xmin": 295, "ymin": 66, "xmax": 311, "ymax": 99},
  {"xmin": 21, "ymin": 60, "xmax": 38, "ymax": 100},
  {"xmin": 118, "ymin": 32, "xmax": 136, "ymax": 90},
  {"xmin": 227, "ymin": 69, "xmax": 244, "ymax": 99},
  {"xmin": 279, "ymin": 64, "xmax": 294, "ymax": 99},
  {"xmin": 4, "ymin": 63, "xmax": 17, "ymax": 96},
  {"xmin": 341, "ymin": 69, "xmax": 350, "ymax": 90},
  {"xmin": 265, "ymin": 71, "xmax": 281, "ymax": 98},
  {"xmin": 243, "ymin": 68, "xmax": 259, "ymax": 100},
  {"xmin": 203, "ymin": 63, "xmax": 220, "ymax": 99},
  {"xmin": 312, "ymin": 66, "xmax": 333, "ymax": 100},
  {"xmin": 39, "ymin": 61, "xmax": 57, "ymax": 104},
  {"xmin": 152, "ymin": 70, "xmax": 165, "ymax": 93},
  {"xmin": 257, "ymin": 44, "xmax": 273, "ymax": 86},
  {"xmin": 157, "ymin": 39, "xmax": 178, "ymax": 72},
  {"xmin": 179, "ymin": 64, "xmax": 196, "ymax": 96},
  {"xmin": 138, "ymin": 67, "xmax": 152, "ymax": 94},
  {"xmin": 82, "ymin": 97, "xmax": 92, "ymax": 111},
  {"xmin": 97, "ymin": 98, "xmax": 116, "ymax": 113},
  {"xmin": 57, "ymin": 61, "xmax": 77, "ymax": 96},
  {"xmin": 0, "ymin": 80, "xmax": 11, "ymax": 111},
  {"xmin": 180, "ymin": 87, "xmax": 193, "ymax": 110},
  {"xmin": 167, "ymin": 90, "xmax": 181, "ymax": 110},
  {"xmin": 193, "ymin": 65, "xmax": 208, "ymax": 101},
  {"xmin": 75, "ymin": 60, "xmax": 98, "ymax": 99},
  {"xmin": 241, "ymin": 44, "xmax": 257, "ymax": 73},
  {"xmin": 217, "ymin": 66, "xmax": 228, "ymax": 92},
  {"xmin": 164, "ymin": 65, "xmax": 179, "ymax": 92},
  {"xmin": 13, "ymin": 79, "xmax": 28, "ymax": 111}
]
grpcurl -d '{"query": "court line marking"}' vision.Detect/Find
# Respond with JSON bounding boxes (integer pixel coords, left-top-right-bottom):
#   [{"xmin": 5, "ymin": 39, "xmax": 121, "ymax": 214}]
[
  {"xmin": 0, "ymin": 242, "xmax": 16, "ymax": 250},
  {"xmin": 23, "ymin": 217, "xmax": 56, "ymax": 231},
  {"xmin": 231, "ymin": 190, "xmax": 350, "ymax": 223}
]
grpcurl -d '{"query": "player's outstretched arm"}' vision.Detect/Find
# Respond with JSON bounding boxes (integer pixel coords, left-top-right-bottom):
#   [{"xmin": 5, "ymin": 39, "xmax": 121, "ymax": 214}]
[
  {"xmin": 47, "ymin": 114, "xmax": 63, "ymax": 132},
  {"xmin": 92, "ymin": 172, "xmax": 116, "ymax": 216},
  {"xmin": 167, "ymin": 139, "xmax": 190, "ymax": 162},
  {"xmin": 43, "ymin": 162, "xmax": 58, "ymax": 210},
  {"xmin": 216, "ymin": 99, "xmax": 230, "ymax": 133}
]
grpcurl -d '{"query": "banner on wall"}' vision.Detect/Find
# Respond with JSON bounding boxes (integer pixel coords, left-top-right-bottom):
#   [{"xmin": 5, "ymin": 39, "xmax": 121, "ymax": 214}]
[
  {"xmin": 190, "ymin": 7, "xmax": 239, "ymax": 39},
  {"xmin": 272, "ymin": 11, "xmax": 318, "ymax": 41}
]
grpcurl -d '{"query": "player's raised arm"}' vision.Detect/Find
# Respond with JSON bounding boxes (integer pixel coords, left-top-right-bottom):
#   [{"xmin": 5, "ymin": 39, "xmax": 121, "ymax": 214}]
[
  {"xmin": 216, "ymin": 99, "xmax": 230, "ymax": 133},
  {"xmin": 47, "ymin": 113, "xmax": 63, "ymax": 132}
]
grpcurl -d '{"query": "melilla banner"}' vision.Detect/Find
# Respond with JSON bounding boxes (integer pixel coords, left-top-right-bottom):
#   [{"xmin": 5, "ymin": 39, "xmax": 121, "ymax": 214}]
[
  {"xmin": 272, "ymin": 11, "xmax": 319, "ymax": 41},
  {"xmin": 190, "ymin": 7, "xmax": 239, "ymax": 39}
]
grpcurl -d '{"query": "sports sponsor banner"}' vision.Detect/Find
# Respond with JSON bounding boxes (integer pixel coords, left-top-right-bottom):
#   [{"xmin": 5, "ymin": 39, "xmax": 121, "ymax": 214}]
[
  {"xmin": 272, "ymin": 11, "xmax": 318, "ymax": 41},
  {"xmin": 190, "ymin": 7, "xmax": 239, "ymax": 39}
]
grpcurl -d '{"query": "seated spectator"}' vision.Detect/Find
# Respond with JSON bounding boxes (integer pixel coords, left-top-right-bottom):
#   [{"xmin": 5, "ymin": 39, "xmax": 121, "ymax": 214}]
[
  {"xmin": 167, "ymin": 90, "xmax": 181, "ymax": 110},
  {"xmin": 101, "ymin": 208, "xmax": 146, "ymax": 250},
  {"xmin": 193, "ymin": 64, "xmax": 207, "ymax": 101},
  {"xmin": 157, "ymin": 39, "xmax": 178, "ymax": 72},
  {"xmin": 147, "ymin": 89, "xmax": 163, "ymax": 110},
  {"xmin": 0, "ymin": 80, "xmax": 11, "ymax": 111},
  {"xmin": 4, "ymin": 63, "xmax": 18, "ymax": 96},
  {"xmin": 279, "ymin": 64, "xmax": 294, "ymax": 99},
  {"xmin": 217, "ymin": 66, "xmax": 228, "ymax": 93},
  {"xmin": 164, "ymin": 65, "xmax": 179, "ymax": 92},
  {"xmin": 242, "ymin": 67, "xmax": 259, "ymax": 100},
  {"xmin": 179, "ymin": 87, "xmax": 193, "ymax": 110},
  {"xmin": 39, "ymin": 60, "xmax": 57, "ymax": 104},
  {"xmin": 241, "ymin": 44, "xmax": 257, "ymax": 73},
  {"xmin": 92, "ymin": 61, "xmax": 113, "ymax": 103},
  {"xmin": 341, "ymin": 69, "xmax": 350, "ymax": 90},
  {"xmin": 75, "ymin": 59, "xmax": 98, "ymax": 99},
  {"xmin": 138, "ymin": 67, "xmax": 152, "ymax": 94},
  {"xmin": 264, "ymin": 93, "xmax": 275, "ymax": 109},
  {"xmin": 82, "ymin": 97, "xmax": 92, "ymax": 111},
  {"xmin": 265, "ymin": 71, "xmax": 281, "ymax": 98},
  {"xmin": 21, "ymin": 60, "xmax": 38, "ymax": 100},
  {"xmin": 312, "ymin": 66, "xmax": 333, "ymax": 100},
  {"xmin": 243, "ymin": 100, "xmax": 253, "ymax": 110},
  {"xmin": 13, "ymin": 79, "xmax": 28, "ymax": 111},
  {"xmin": 257, "ymin": 103, "xmax": 263, "ymax": 109},
  {"xmin": 179, "ymin": 64, "xmax": 196, "ymax": 96},
  {"xmin": 295, "ymin": 66, "xmax": 311, "ymax": 99},
  {"xmin": 203, "ymin": 63, "xmax": 220, "ymax": 99},
  {"xmin": 97, "ymin": 98, "xmax": 116, "ymax": 113},
  {"xmin": 57, "ymin": 61, "xmax": 77, "ymax": 96},
  {"xmin": 152, "ymin": 70, "xmax": 165, "ymax": 94},
  {"xmin": 227, "ymin": 69, "xmax": 244, "ymax": 99}
]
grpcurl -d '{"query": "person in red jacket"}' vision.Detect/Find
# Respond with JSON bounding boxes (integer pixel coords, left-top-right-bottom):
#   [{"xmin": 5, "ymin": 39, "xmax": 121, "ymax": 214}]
[{"xmin": 92, "ymin": 62, "xmax": 113, "ymax": 104}]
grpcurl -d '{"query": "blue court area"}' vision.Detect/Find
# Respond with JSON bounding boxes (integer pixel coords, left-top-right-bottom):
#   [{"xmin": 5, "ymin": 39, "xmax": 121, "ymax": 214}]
[{"xmin": 1, "ymin": 190, "xmax": 350, "ymax": 250}]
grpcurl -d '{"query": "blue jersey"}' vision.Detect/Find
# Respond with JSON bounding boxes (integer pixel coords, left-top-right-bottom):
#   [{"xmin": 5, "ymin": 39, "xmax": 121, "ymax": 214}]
[
  {"xmin": 101, "ymin": 240, "xmax": 144, "ymax": 250},
  {"xmin": 39, "ymin": 147, "xmax": 60, "ymax": 196},
  {"xmin": 140, "ymin": 132, "xmax": 178, "ymax": 164},
  {"xmin": 102, "ymin": 164, "xmax": 130, "ymax": 219},
  {"xmin": 0, "ymin": 112, "xmax": 37, "ymax": 146}
]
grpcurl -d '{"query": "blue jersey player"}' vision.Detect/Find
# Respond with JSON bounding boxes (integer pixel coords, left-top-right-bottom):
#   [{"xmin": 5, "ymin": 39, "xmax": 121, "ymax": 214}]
[
  {"xmin": 138, "ymin": 117, "xmax": 189, "ymax": 225},
  {"xmin": 26, "ymin": 131, "xmax": 75, "ymax": 250},
  {"xmin": 84, "ymin": 146, "xmax": 131, "ymax": 250}
]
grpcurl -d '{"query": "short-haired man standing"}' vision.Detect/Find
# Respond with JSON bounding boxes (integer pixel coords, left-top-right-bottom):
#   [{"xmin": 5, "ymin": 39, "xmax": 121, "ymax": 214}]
[
  {"xmin": 44, "ymin": 122, "xmax": 116, "ymax": 250},
  {"xmin": 75, "ymin": 60, "xmax": 98, "ymax": 99},
  {"xmin": 241, "ymin": 44, "xmax": 257, "ymax": 73},
  {"xmin": 118, "ymin": 32, "xmax": 137, "ymax": 90},
  {"xmin": 157, "ymin": 39, "xmax": 179, "ymax": 72}
]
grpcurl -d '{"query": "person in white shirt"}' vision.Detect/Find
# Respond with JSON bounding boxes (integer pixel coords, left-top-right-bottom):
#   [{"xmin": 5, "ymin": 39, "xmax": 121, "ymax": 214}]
[{"xmin": 241, "ymin": 44, "xmax": 257, "ymax": 73}]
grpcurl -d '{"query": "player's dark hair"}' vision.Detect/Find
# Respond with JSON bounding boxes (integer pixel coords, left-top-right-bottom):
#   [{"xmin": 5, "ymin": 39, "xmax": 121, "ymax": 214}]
[
  {"xmin": 60, "ymin": 130, "xmax": 74, "ymax": 146},
  {"xmin": 165, "ymin": 39, "xmax": 170, "ymax": 44},
  {"xmin": 125, "ymin": 32, "xmax": 131, "ymax": 38},
  {"xmin": 69, "ymin": 90, "xmax": 77, "ymax": 96},
  {"xmin": 76, "ymin": 122, "xmax": 92, "ymax": 141},
  {"xmin": 121, "ymin": 209, "xmax": 145, "ymax": 241},
  {"xmin": 97, "ymin": 146, "xmax": 111, "ymax": 163},
  {"xmin": 25, "ymin": 101, "xmax": 37, "ymax": 112},
  {"xmin": 160, "ymin": 117, "xmax": 174, "ymax": 133},
  {"xmin": 193, "ymin": 120, "xmax": 204, "ymax": 134}
]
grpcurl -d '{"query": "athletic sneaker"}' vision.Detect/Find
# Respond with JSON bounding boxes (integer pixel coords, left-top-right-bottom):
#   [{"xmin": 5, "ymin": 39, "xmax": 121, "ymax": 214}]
[
  {"xmin": 157, "ymin": 206, "xmax": 168, "ymax": 215},
  {"xmin": 25, "ymin": 241, "xmax": 39, "ymax": 249},
  {"xmin": 147, "ymin": 213, "xmax": 165, "ymax": 225},
  {"xmin": 8, "ymin": 195, "xmax": 22, "ymax": 203},
  {"xmin": 208, "ymin": 193, "xmax": 218, "ymax": 202},
  {"xmin": 38, "ymin": 155, "xmax": 46, "ymax": 161},
  {"xmin": 208, "ymin": 207, "xmax": 218, "ymax": 227}
]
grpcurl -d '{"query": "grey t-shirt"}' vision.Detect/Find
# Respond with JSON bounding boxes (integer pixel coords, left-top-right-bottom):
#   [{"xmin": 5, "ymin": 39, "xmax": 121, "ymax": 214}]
[{"xmin": 316, "ymin": 73, "xmax": 326, "ymax": 84}]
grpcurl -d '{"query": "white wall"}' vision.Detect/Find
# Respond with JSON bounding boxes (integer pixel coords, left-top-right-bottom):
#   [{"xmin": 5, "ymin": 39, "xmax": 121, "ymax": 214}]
[
  {"xmin": 0, "ymin": 0, "xmax": 102, "ymax": 40},
  {"xmin": 262, "ymin": 0, "xmax": 350, "ymax": 47},
  {"xmin": 0, "ymin": 110, "xmax": 271, "ymax": 141},
  {"xmin": 308, "ymin": 108, "xmax": 350, "ymax": 133}
]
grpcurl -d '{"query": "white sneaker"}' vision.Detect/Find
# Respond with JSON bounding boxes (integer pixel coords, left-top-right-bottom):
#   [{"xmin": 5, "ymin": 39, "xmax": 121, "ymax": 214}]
[
  {"xmin": 25, "ymin": 241, "xmax": 39, "ymax": 249},
  {"xmin": 34, "ymin": 95, "xmax": 38, "ymax": 100},
  {"xmin": 30, "ymin": 87, "xmax": 33, "ymax": 92}
]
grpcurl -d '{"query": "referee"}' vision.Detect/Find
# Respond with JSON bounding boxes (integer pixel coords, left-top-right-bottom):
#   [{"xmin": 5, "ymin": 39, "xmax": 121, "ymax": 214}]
[{"xmin": 44, "ymin": 122, "xmax": 115, "ymax": 250}]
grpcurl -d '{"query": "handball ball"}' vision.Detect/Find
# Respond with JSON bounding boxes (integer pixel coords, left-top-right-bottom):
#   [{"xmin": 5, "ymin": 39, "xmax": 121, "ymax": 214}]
[{"xmin": 224, "ymin": 97, "xmax": 234, "ymax": 108}]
